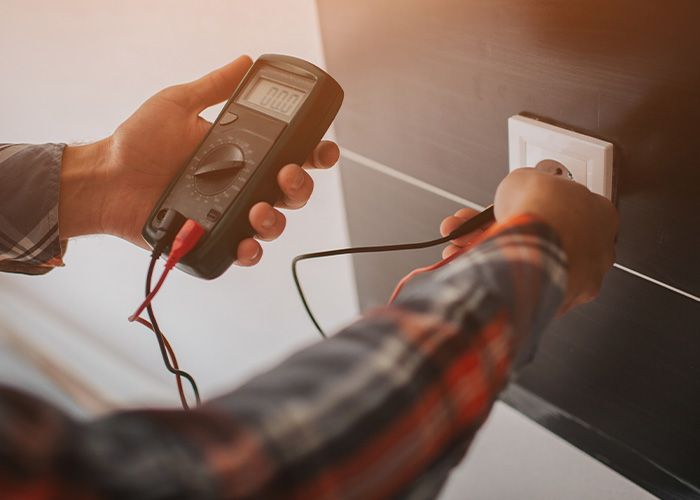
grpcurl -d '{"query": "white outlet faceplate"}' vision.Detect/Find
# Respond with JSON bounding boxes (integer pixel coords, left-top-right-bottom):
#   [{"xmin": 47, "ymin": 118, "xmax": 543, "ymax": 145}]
[{"xmin": 508, "ymin": 115, "xmax": 613, "ymax": 199}]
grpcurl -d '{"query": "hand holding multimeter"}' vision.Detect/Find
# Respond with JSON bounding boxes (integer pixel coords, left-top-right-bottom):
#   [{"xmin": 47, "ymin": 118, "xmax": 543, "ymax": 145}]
[
  {"xmin": 88, "ymin": 55, "xmax": 339, "ymax": 272},
  {"xmin": 139, "ymin": 54, "xmax": 344, "ymax": 278}
]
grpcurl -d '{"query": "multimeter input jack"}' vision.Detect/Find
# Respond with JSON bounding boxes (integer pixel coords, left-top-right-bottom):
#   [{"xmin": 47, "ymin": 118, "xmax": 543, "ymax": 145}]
[{"xmin": 150, "ymin": 208, "xmax": 187, "ymax": 254}]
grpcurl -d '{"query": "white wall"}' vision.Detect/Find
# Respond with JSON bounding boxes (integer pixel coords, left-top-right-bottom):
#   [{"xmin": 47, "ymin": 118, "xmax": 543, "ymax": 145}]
[
  {"xmin": 0, "ymin": 0, "xmax": 358, "ymax": 407},
  {"xmin": 0, "ymin": 1, "xmax": 654, "ymax": 498}
]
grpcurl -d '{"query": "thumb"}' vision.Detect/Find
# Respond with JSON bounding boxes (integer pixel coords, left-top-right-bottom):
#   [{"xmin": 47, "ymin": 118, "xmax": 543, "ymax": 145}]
[{"xmin": 183, "ymin": 55, "xmax": 253, "ymax": 112}]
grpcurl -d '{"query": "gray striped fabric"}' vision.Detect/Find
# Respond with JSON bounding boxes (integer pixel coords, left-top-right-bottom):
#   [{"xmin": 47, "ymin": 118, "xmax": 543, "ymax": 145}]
[{"xmin": 0, "ymin": 143, "xmax": 66, "ymax": 275}]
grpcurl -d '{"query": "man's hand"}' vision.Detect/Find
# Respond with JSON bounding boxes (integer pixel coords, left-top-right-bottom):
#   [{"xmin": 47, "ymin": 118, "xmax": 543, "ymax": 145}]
[
  {"xmin": 440, "ymin": 168, "xmax": 618, "ymax": 312},
  {"xmin": 58, "ymin": 56, "xmax": 340, "ymax": 266}
]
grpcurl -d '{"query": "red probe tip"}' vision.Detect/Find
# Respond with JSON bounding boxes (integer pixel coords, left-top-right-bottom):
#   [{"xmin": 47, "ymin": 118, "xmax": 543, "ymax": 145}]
[
  {"xmin": 129, "ymin": 219, "xmax": 205, "ymax": 322},
  {"xmin": 166, "ymin": 219, "xmax": 206, "ymax": 269}
]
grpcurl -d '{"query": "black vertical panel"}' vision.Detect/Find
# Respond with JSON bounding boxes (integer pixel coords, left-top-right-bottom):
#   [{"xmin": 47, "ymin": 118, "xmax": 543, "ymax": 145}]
[
  {"xmin": 317, "ymin": 0, "xmax": 700, "ymax": 295},
  {"xmin": 318, "ymin": 1, "xmax": 700, "ymax": 497}
]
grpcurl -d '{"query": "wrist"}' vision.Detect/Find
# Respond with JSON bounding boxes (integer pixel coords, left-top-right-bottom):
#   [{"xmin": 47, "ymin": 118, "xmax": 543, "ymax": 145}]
[{"xmin": 58, "ymin": 139, "xmax": 111, "ymax": 239}]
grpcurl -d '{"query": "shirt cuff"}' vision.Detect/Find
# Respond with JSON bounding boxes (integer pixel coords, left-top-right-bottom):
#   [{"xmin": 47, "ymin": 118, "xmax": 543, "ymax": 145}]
[{"xmin": 0, "ymin": 143, "xmax": 67, "ymax": 275}]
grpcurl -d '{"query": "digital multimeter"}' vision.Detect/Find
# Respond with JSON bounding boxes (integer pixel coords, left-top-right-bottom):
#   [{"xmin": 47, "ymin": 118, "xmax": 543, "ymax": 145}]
[{"xmin": 142, "ymin": 54, "xmax": 344, "ymax": 279}]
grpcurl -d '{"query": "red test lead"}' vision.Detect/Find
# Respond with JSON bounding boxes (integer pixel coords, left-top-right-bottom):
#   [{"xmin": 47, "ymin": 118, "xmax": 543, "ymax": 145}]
[{"xmin": 129, "ymin": 219, "xmax": 205, "ymax": 323}]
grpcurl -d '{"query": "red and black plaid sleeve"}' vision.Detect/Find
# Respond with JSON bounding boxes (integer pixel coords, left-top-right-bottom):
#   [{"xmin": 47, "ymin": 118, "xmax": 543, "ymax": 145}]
[{"xmin": 1, "ymin": 205, "xmax": 566, "ymax": 498}]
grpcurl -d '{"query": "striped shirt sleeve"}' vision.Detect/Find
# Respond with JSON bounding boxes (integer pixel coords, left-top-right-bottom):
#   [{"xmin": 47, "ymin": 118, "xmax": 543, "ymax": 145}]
[
  {"xmin": 0, "ymin": 143, "xmax": 66, "ymax": 275},
  {"xmin": 0, "ymin": 215, "xmax": 567, "ymax": 499}
]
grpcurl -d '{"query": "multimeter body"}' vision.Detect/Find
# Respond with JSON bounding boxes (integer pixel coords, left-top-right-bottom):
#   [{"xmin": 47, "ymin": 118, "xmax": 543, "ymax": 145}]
[{"xmin": 142, "ymin": 54, "xmax": 344, "ymax": 279}]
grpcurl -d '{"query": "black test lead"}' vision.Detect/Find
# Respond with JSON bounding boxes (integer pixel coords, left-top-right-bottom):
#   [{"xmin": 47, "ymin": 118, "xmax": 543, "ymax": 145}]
[{"xmin": 292, "ymin": 205, "xmax": 496, "ymax": 338}]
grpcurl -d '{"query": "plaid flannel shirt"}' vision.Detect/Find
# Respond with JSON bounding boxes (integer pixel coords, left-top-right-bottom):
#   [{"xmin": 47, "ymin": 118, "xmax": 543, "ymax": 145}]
[{"xmin": 0, "ymin": 144, "xmax": 567, "ymax": 499}]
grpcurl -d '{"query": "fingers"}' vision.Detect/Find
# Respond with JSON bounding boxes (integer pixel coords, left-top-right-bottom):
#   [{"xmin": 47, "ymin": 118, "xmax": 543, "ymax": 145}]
[
  {"xmin": 233, "ymin": 140, "xmax": 338, "ymax": 265},
  {"xmin": 249, "ymin": 201, "xmax": 287, "ymax": 241},
  {"xmin": 182, "ymin": 55, "xmax": 253, "ymax": 112},
  {"xmin": 440, "ymin": 207, "xmax": 484, "ymax": 245},
  {"xmin": 274, "ymin": 141, "xmax": 338, "ymax": 209},
  {"xmin": 235, "ymin": 202, "xmax": 287, "ymax": 267},
  {"xmin": 276, "ymin": 164, "xmax": 314, "ymax": 209},
  {"xmin": 302, "ymin": 141, "xmax": 340, "ymax": 169},
  {"xmin": 439, "ymin": 207, "xmax": 486, "ymax": 261},
  {"xmin": 440, "ymin": 207, "xmax": 480, "ymax": 235},
  {"xmin": 442, "ymin": 244, "xmax": 464, "ymax": 260},
  {"xmin": 235, "ymin": 238, "xmax": 262, "ymax": 267}
]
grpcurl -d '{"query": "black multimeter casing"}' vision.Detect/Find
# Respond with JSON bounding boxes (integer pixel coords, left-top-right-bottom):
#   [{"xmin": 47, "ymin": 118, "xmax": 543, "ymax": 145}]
[{"xmin": 142, "ymin": 54, "xmax": 344, "ymax": 279}]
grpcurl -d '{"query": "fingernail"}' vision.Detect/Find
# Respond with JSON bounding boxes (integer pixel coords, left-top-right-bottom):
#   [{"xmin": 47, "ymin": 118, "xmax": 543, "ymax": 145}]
[
  {"xmin": 292, "ymin": 170, "xmax": 305, "ymax": 190},
  {"xmin": 262, "ymin": 212, "xmax": 276, "ymax": 229},
  {"xmin": 317, "ymin": 143, "xmax": 337, "ymax": 167},
  {"xmin": 250, "ymin": 246, "xmax": 261, "ymax": 261}
]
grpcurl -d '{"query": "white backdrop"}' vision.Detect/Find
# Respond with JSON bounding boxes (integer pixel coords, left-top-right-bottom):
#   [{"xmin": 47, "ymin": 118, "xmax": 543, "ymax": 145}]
[{"xmin": 0, "ymin": 1, "xmax": 653, "ymax": 498}]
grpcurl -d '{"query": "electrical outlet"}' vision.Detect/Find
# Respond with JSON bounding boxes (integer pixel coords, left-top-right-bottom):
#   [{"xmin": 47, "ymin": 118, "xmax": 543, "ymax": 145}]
[{"xmin": 508, "ymin": 115, "xmax": 613, "ymax": 200}]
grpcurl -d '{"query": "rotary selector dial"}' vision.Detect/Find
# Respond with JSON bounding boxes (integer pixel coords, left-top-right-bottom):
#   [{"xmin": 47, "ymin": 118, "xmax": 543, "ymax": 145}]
[{"xmin": 194, "ymin": 144, "xmax": 245, "ymax": 196}]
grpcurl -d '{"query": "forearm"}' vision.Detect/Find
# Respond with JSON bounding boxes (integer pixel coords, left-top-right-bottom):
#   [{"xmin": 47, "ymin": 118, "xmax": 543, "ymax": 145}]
[
  {"xmin": 0, "ymin": 216, "xmax": 566, "ymax": 499},
  {"xmin": 0, "ymin": 138, "xmax": 135, "ymax": 276}
]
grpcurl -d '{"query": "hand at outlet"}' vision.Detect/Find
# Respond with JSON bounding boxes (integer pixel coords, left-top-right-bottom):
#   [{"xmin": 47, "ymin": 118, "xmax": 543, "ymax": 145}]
[
  {"xmin": 439, "ymin": 168, "xmax": 617, "ymax": 313},
  {"xmin": 58, "ymin": 56, "xmax": 340, "ymax": 266},
  {"xmin": 495, "ymin": 168, "xmax": 618, "ymax": 312}
]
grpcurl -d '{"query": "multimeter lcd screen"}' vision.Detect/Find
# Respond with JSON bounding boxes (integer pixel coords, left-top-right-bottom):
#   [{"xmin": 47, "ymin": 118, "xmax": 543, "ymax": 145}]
[{"xmin": 241, "ymin": 78, "xmax": 307, "ymax": 119}]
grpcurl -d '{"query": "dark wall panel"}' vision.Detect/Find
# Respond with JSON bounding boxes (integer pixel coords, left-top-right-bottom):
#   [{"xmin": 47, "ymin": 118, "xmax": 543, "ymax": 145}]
[
  {"xmin": 318, "ymin": 0, "xmax": 700, "ymax": 295},
  {"xmin": 319, "ymin": 1, "xmax": 700, "ymax": 496},
  {"xmin": 340, "ymin": 159, "xmax": 460, "ymax": 308}
]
